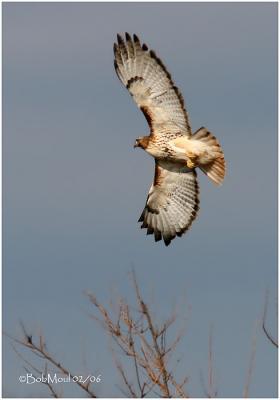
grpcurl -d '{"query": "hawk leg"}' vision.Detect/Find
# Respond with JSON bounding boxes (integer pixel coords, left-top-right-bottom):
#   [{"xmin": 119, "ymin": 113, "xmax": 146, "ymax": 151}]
[{"xmin": 186, "ymin": 152, "xmax": 199, "ymax": 169}]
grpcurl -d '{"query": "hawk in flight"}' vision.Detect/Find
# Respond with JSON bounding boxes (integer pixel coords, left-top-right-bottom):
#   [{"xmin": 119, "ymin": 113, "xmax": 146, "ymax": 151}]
[{"xmin": 114, "ymin": 33, "xmax": 226, "ymax": 246}]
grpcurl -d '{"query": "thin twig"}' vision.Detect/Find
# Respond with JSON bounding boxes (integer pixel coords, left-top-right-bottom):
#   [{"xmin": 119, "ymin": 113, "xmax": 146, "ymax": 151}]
[
  {"xmin": 6, "ymin": 328, "xmax": 97, "ymax": 398},
  {"xmin": 262, "ymin": 290, "xmax": 278, "ymax": 348},
  {"xmin": 243, "ymin": 323, "xmax": 257, "ymax": 398}
]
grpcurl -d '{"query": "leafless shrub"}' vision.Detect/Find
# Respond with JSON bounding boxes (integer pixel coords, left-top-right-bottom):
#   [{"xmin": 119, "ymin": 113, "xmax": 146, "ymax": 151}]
[
  {"xmin": 6, "ymin": 321, "xmax": 97, "ymax": 398},
  {"xmin": 7, "ymin": 271, "xmax": 190, "ymax": 398},
  {"xmin": 6, "ymin": 272, "xmax": 276, "ymax": 398},
  {"xmin": 85, "ymin": 270, "xmax": 189, "ymax": 398}
]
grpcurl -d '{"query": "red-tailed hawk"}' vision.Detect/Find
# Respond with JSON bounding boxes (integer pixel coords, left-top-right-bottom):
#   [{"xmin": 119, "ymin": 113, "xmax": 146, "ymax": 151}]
[{"xmin": 114, "ymin": 33, "xmax": 226, "ymax": 246}]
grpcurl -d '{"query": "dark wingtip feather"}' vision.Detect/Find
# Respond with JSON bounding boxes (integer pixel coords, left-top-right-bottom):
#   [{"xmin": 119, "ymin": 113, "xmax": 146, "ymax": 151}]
[
  {"xmin": 154, "ymin": 230, "xmax": 162, "ymax": 242},
  {"xmin": 141, "ymin": 221, "xmax": 148, "ymax": 229},
  {"xmin": 113, "ymin": 43, "xmax": 118, "ymax": 54},
  {"xmin": 142, "ymin": 43, "xmax": 148, "ymax": 51},
  {"xmin": 117, "ymin": 34, "xmax": 123, "ymax": 45},
  {"xmin": 164, "ymin": 232, "xmax": 176, "ymax": 246},
  {"xmin": 133, "ymin": 34, "xmax": 140, "ymax": 43},
  {"xmin": 138, "ymin": 210, "xmax": 145, "ymax": 222},
  {"xmin": 125, "ymin": 32, "xmax": 131, "ymax": 42},
  {"xmin": 147, "ymin": 226, "xmax": 154, "ymax": 235},
  {"xmin": 164, "ymin": 237, "xmax": 171, "ymax": 246}
]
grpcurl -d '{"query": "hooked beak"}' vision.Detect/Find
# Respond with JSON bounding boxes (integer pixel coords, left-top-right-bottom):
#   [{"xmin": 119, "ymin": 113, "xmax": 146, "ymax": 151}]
[{"xmin": 134, "ymin": 140, "xmax": 139, "ymax": 148}]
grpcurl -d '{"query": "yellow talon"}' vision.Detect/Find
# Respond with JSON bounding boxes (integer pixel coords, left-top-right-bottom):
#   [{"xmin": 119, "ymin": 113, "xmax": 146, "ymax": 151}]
[
  {"xmin": 186, "ymin": 151, "xmax": 198, "ymax": 169},
  {"xmin": 187, "ymin": 159, "xmax": 196, "ymax": 169}
]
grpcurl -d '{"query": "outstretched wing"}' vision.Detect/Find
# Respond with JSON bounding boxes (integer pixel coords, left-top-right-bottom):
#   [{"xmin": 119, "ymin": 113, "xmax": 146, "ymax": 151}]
[
  {"xmin": 114, "ymin": 33, "xmax": 191, "ymax": 136},
  {"xmin": 139, "ymin": 160, "xmax": 199, "ymax": 246}
]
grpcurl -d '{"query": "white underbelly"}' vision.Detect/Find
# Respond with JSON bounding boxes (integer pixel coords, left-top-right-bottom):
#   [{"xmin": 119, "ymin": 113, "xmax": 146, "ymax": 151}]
[{"xmin": 168, "ymin": 137, "xmax": 215, "ymax": 164}]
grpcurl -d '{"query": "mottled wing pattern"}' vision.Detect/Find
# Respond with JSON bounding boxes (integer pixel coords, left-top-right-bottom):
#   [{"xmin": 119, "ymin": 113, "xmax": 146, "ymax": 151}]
[
  {"xmin": 139, "ymin": 160, "xmax": 199, "ymax": 246},
  {"xmin": 114, "ymin": 33, "xmax": 191, "ymax": 136}
]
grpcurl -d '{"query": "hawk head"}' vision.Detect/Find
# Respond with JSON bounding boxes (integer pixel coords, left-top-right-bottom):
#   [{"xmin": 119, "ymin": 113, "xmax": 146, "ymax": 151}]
[{"xmin": 134, "ymin": 136, "xmax": 150, "ymax": 149}]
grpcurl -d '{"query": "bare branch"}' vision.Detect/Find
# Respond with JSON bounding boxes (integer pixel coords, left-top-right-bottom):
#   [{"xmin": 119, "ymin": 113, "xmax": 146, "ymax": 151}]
[
  {"xmin": 243, "ymin": 323, "xmax": 257, "ymax": 398},
  {"xmin": 85, "ymin": 269, "xmax": 190, "ymax": 397},
  {"xmin": 207, "ymin": 325, "xmax": 217, "ymax": 397},
  {"xmin": 6, "ymin": 326, "xmax": 97, "ymax": 398},
  {"xmin": 115, "ymin": 359, "xmax": 137, "ymax": 398},
  {"xmin": 262, "ymin": 290, "xmax": 278, "ymax": 348},
  {"xmin": 131, "ymin": 270, "xmax": 171, "ymax": 397},
  {"xmin": 11, "ymin": 345, "xmax": 60, "ymax": 398}
]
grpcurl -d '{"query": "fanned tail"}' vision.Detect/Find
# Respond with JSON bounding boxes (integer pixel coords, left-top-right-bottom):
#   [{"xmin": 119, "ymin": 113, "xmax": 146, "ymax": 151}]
[
  {"xmin": 193, "ymin": 127, "xmax": 226, "ymax": 185},
  {"xmin": 200, "ymin": 156, "xmax": 226, "ymax": 185}
]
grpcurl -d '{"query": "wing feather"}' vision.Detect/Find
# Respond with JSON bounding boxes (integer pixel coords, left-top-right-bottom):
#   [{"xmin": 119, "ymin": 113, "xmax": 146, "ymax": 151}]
[
  {"xmin": 114, "ymin": 33, "xmax": 191, "ymax": 136},
  {"xmin": 139, "ymin": 160, "xmax": 199, "ymax": 246}
]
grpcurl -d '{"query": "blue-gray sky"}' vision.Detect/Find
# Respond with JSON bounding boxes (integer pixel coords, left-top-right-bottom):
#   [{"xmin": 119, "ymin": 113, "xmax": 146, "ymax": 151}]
[{"xmin": 3, "ymin": 2, "xmax": 277, "ymax": 397}]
